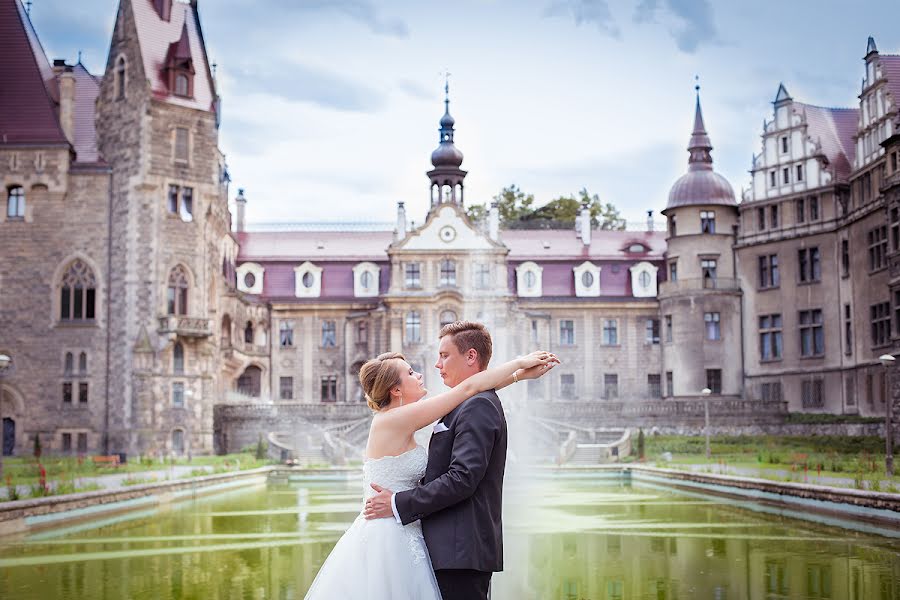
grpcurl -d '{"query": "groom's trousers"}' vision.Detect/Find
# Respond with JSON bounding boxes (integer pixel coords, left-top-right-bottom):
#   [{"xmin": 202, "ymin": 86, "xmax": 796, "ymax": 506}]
[{"xmin": 435, "ymin": 569, "xmax": 491, "ymax": 600}]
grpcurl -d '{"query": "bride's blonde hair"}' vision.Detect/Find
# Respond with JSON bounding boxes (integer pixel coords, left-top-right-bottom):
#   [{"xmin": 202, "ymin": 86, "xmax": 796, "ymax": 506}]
[{"xmin": 359, "ymin": 352, "xmax": 406, "ymax": 411}]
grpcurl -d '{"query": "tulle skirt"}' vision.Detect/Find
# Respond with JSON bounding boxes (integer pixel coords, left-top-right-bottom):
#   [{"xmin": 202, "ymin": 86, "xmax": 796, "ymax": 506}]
[{"xmin": 304, "ymin": 515, "xmax": 442, "ymax": 599}]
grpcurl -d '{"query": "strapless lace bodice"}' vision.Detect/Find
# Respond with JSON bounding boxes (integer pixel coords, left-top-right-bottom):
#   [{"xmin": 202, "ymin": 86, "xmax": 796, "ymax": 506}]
[{"xmin": 362, "ymin": 445, "xmax": 427, "ymax": 500}]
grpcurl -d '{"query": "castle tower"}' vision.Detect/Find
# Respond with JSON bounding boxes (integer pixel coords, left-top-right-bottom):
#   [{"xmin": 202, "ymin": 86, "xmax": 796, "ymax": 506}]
[
  {"xmin": 427, "ymin": 80, "xmax": 467, "ymax": 209},
  {"xmin": 96, "ymin": 0, "xmax": 234, "ymax": 456},
  {"xmin": 659, "ymin": 87, "xmax": 742, "ymax": 400}
]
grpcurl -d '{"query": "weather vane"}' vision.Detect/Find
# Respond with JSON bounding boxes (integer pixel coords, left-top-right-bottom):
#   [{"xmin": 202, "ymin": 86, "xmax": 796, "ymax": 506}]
[
  {"xmin": 442, "ymin": 69, "xmax": 451, "ymax": 100},
  {"xmin": 25, "ymin": 0, "xmax": 32, "ymax": 15},
  {"xmin": 695, "ymin": 74, "xmax": 700, "ymax": 93}
]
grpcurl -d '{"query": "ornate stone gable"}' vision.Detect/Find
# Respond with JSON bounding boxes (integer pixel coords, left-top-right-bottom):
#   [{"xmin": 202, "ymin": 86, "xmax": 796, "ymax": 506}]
[{"xmin": 392, "ymin": 204, "xmax": 502, "ymax": 252}]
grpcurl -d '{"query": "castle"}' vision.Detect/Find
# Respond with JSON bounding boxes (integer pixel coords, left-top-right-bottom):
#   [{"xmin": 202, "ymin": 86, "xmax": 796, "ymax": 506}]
[{"xmin": 2, "ymin": 0, "xmax": 899, "ymax": 458}]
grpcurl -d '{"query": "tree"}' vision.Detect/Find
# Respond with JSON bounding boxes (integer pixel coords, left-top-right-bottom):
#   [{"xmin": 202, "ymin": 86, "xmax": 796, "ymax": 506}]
[
  {"xmin": 466, "ymin": 184, "xmax": 535, "ymax": 225},
  {"xmin": 33, "ymin": 433, "xmax": 42, "ymax": 459},
  {"xmin": 637, "ymin": 428, "xmax": 645, "ymax": 460}
]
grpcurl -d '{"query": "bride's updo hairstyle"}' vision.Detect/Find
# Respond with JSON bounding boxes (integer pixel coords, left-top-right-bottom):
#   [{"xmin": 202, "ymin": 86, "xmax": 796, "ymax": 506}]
[{"xmin": 359, "ymin": 352, "xmax": 406, "ymax": 411}]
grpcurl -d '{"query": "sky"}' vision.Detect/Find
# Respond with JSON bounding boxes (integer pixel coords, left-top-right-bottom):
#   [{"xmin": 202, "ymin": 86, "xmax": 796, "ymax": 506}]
[{"xmin": 28, "ymin": 0, "xmax": 900, "ymax": 228}]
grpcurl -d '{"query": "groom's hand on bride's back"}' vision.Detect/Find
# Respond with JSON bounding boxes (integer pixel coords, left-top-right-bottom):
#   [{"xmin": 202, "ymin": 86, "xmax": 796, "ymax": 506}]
[{"xmin": 364, "ymin": 483, "xmax": 394, "ymax": 520}]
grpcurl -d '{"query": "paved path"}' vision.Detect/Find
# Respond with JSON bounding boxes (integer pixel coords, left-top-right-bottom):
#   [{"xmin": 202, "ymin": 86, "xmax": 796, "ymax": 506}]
[{"xmin": 0, "ymin": 465, "xmax": 214, "ymax": 500}]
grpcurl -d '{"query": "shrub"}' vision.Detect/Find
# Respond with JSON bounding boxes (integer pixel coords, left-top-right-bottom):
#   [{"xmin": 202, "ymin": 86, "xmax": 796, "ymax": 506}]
[
  {"xmin": 33, "ymin": 434, "xmax": 42, "ymax": 459},
  {"xmin": 255, "ymin": 433, "xmax": 266, "ymax": 460}
]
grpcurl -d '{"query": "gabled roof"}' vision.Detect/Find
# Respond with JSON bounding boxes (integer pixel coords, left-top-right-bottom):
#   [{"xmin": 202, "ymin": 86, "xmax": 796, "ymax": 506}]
[
  {"xmin": 0, "ymin": 0, "xmax": 68, "ymax": 145},
  {"xmin": 879, "ymin": 55, "xmax": 900, "ymax": 119},
  {"xmin": 131, "ymin": 0, "xmax": 216, "ymax": 112},
  {"xmin": 797, "ymin": 103, "xmax": 858, "ymax": 183}
]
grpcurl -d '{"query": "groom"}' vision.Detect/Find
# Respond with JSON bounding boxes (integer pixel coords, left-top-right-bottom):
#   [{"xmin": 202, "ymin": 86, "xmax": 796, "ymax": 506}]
[{"xmin": 364, "ymin": 320, "xmax": 506, "ymax": 600}]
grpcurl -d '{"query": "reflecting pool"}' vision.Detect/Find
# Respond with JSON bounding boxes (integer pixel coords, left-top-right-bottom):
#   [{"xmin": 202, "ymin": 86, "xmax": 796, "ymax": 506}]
[{"xmin": 1, "ymin": 473, "xmax": 899, "ymax": 599}]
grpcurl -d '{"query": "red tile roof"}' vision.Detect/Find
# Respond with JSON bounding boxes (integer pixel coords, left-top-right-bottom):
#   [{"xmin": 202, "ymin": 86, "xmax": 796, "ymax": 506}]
[
  {"xmin": 798, "ymin": 103, "xmax": 858, "ymax": 183},
  {"xmin": 71, "ymin": 63, "xmax": 103, "ymax": 164},
  {"xmin": 131, "ymin": 0, "xmax": 216, "ymax": 112},
  {"xmin": 880, "ymin": 55, "xmax": 900, "ymax": 119},
  {"xmin": 0, "ymin": 0, "xmax": 68, "ymax": 146},
  {"xmin": 501, "ymin": 228, "xmax": 667, "ymax": 260},
  {"xmin": 236, "ymin": 231, "xmax": 394, "ymax": 261}
]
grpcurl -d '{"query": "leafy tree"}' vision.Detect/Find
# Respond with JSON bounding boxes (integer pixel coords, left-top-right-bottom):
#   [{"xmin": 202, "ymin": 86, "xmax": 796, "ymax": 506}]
[
  {"xmin": 466, "ymin": 184, "xmax": 535, "ymax": 225},
  {"xmin": 637, "ymin": 428, "xmax": 645, "ymax": 460},
  {"xmin": 33, "ymin": 433, "xmax": 42, "ymax": 459},
  {"xmin": 466, "ymin": 185, "xmax": 625, "ymax": 230}
]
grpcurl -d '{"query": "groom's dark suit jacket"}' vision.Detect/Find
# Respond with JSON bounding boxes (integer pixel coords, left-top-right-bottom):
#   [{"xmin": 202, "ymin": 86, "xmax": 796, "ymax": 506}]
[{"xmin": 394, "ymin": 389, "xmax": 507, "ymax": 573}]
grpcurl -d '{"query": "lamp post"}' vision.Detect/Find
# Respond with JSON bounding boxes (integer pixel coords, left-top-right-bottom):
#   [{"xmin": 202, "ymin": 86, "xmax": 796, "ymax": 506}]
[
  {"xmin": 879, "ymin": 354, "xmax": 896, "ymax": 477},
  {"xmin": 0, "ymin": 353, "xmax": 11, "ymax": 481},
  {"xmin": 701, "ymin": 388, "xmax": 712, "ymax": 460}
]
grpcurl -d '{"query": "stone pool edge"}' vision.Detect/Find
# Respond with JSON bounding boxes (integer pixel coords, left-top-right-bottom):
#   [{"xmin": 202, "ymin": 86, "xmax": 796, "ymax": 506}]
[
  {"xmin": 0, "ymin": 467, "xmax": 275, "ymax": 536},
  {"xmin": 543, "ymin": 464, "xmax": 900, "ymax": 527}
]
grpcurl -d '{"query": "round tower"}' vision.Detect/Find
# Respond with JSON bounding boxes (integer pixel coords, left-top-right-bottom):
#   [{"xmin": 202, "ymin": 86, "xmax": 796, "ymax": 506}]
[{"xmin": 659, "ymin": 87, "xmax": 742, "ymax": 399}]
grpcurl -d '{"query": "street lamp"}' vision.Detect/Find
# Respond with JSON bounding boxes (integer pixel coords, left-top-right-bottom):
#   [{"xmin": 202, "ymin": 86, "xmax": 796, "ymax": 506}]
[
  {"xmin": 880, "ymin": 354, "xmax": 896, "ymax": 477},
  {"xmin": 701, "ymin": 388, "xmax": 712, "ymax": 460}
]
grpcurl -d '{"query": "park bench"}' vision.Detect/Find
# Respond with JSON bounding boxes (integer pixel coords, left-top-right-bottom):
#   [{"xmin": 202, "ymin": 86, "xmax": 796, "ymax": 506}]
[{"xmin": 91, "ymin": 455, "xmax": 120, "ymax": 467}]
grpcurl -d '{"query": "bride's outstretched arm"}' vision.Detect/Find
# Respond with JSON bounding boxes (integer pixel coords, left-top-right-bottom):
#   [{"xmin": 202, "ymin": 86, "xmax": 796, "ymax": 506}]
[{"xmin": 379, "ymin": 351, "xmax": 557, "ymax": 433}]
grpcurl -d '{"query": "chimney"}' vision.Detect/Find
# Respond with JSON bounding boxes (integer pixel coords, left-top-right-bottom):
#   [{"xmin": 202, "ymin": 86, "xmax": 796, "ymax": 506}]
[
  {"xmin": 647, "ymin": 210, "xmax": 654, "ymax": 232},
  {"xmin": 488, "ymin": 201, "xmax": 500, "ymax": 241},
  {"xmin": 579, "ymin": 201, "xmax": 591, "ymax": 246},
  {"xmin": 396, "ymin": 201, "xmax": 407, "ymax": 240},
  {"xmin": 58, "ymin": 65, "xmax": 76, "ymax": 145},
  {"xmin": 235, "ymin": 188, "xmax": 247, "ymax": 232}
]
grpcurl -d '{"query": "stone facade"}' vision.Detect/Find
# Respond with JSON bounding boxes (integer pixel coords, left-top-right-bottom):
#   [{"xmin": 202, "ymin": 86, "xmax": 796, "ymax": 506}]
[{"xmin": 4, "ymin": 3, "xmax": 900, "ymax": 462}]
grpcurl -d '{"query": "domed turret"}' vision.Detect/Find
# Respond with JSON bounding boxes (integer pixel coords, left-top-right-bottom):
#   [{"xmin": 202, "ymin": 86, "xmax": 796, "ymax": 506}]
[
  {"xmin": 665, "ymin": 89, "xmax": 736, "ymax": 210},
  {"xmin": 426, "ymin": 78, "xmax": 467, "ymax": 207}
]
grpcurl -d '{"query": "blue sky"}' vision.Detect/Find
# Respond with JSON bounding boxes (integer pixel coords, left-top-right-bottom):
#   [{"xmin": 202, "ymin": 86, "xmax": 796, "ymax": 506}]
[{"xmin": 29, "ymin": 0, "xmax": 900, "ymax": 226}]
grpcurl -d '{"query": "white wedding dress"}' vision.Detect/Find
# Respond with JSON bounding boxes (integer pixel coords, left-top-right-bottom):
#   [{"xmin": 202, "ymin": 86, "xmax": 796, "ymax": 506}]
[{"xmin": 304, "ymin": 445, "xmax": 442, "ymax": 599}]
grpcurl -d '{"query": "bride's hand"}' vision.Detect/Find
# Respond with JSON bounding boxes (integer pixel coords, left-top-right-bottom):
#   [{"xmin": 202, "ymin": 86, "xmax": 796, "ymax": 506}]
[
  {"xmin": 516, "ymin": 350, "xmax": 556, "ymax": 370},
  {"xmin": 517, "ymin": 356, "xmax": 560, "ymax": 381}
]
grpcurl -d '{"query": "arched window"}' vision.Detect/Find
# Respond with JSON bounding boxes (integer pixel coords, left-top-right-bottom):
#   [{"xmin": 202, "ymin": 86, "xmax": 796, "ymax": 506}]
[
  {"xmin": 116, "ymin": 57, "xmax": 126, "ymax": 100},
  {"xmin": 440, "ymin": 310, "xmax": 458, "ymax": 327},
  {"xmin": 60, "ymin": 259, "xmax": 97, "ymax": 321},
  {"xmin": 6, "ymin": 186, "xmax": 24, "ymax": 219},
  {"xmin": 167, "ymin": 265, "xmax": 189, "ymax": 315},
  {"xmin": 79, "ymin": 352, "xmax": 87, "ymax": 374},
  {"xmin": 64, "ymin": 352, "xmax": 74, "ymax": 375},
  {"xmin": 221, "ymin": 314, "xmax": 232, "ymax": 348},
  {"xmin": 173, "ymin": 342, "xmax": 184, "ymax": 374},
  {"xmin": 175, "ymin": 73, "xmax": 189, "ymax": 96},
  {"xmin": 244, "ymin": 321, "xmax": 254, "ymax": 344},
  {"xmin": 172, "ymin": 429, "xmax": 184, "ymax": 455}
]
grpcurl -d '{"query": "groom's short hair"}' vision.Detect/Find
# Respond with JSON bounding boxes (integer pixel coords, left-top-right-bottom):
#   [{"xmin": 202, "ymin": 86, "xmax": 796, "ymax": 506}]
[{"xmin": 439, "ymin": 320, "xmax": 492, "ymax": 370}]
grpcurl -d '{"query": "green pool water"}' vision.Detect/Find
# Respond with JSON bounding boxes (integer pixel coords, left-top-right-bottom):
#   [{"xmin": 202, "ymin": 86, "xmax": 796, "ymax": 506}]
[{"xmin": 1, "ymin": 473, "xmax": 899, "ymax": 599}]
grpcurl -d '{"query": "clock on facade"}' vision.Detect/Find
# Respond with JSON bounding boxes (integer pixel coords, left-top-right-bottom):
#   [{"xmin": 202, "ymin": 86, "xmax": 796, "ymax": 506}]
[{"xmin": 439, "ymin": 225, "xmax": 457, "ymax": 242}]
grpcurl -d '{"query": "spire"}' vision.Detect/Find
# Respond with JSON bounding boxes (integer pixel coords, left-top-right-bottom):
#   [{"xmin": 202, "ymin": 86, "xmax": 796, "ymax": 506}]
[
  {"xmin": 439, "ymin": 71, "xmax": 455, "ymax": 142},
  {"xmin": 774, "ymin": 82, "xmax": 792, "ymax": 105},
  {"xmin": 867, "ymin": 36, "xmax": 878, "ymax": 56},
  {"xmin": 687, "ymin": 79, "xmax": 713, "ymax": 171}
]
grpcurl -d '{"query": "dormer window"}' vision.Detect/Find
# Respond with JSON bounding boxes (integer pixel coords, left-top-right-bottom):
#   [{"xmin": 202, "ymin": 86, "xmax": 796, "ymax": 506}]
[
  {"xmin": 574, "ymin": 261, "xmax": 600, "ymax": 297},
  {"xmin": 236, "ymin": 262, "xmax": 264, "ymax": 294},
  {"xmin": 516, "ymin": 262, "xmax": 543, "ymax": 297},
  {"xmin": 165, "ymin": 23, "xmax": 194, "ymax": 98},
  {"xmin": 629, "ymin": 261, "xmax": 659, "ymax": 298},
  {"xmin": 627, "ymin": 243, "xmax": 648, "ymax": 253},
  {"xmin": 294, "ymin": 261, "xmax": 323, "ymax": 298},
  {"xmin": 353, "ymin": 262, "xmax": 380, "ymax": 298}
]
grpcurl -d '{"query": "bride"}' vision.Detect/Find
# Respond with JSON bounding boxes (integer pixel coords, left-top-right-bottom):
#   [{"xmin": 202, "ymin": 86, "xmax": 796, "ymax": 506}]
[{"xmin": 304, "ymin": 349, "xmax": 558, "ymax": 599}]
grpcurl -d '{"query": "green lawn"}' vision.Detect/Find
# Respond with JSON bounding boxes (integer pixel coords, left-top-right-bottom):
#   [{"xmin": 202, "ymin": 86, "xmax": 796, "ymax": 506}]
[
  {"xmin": 2, "ymin": 452, "xmax": 273, "ymax": 487},
  {"xmin": 630, "ymin": 434, "xmax": 900, "ymax": 491}
]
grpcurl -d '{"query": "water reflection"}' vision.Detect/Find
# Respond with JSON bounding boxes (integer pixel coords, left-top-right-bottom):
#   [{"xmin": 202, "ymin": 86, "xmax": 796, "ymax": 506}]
[{"xmin": 1, "ymin": 477, "xmax": 899, "ymax": 599}]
